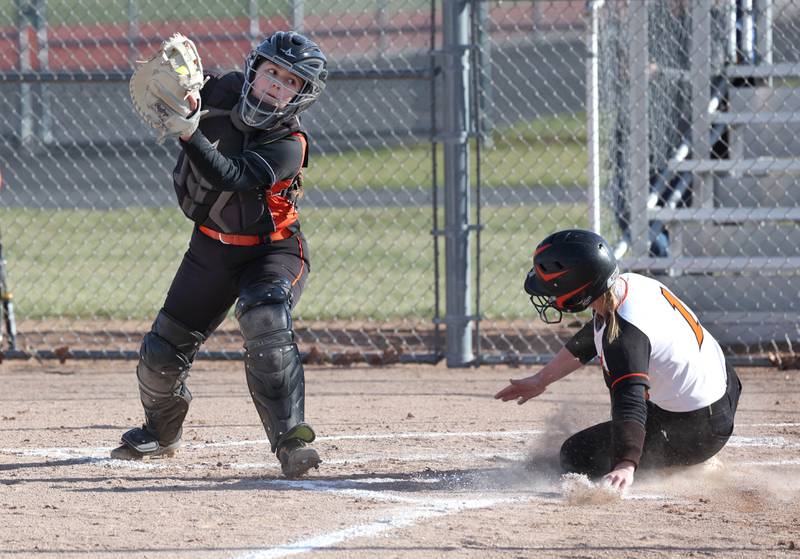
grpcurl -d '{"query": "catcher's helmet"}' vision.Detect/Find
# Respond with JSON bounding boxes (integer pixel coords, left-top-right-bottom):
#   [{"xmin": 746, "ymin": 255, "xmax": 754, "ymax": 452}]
[
  {"xmin": 524, "ymin": 229, "xmax": 619, "ymax": 323},
  {"xmin": 239, "ymin": 31, "xmax": 327, "ymax": 129}
]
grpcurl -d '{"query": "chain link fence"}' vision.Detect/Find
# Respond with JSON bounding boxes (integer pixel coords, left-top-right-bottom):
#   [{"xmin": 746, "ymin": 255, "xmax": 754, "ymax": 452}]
[
  {"xmin": 0, "ymin": 0, "xmax": 798, "ymax": 365},
  {"xmin": 590, "ymin": 0, "xmax": 800, "ymax": 361},
  {"xmin": 471, "ymin": 0, "xmax": 800, "ymax": 365},
  {"xmin": 0, "ymin": 0, "xmax": 441, "ymax": 362}
]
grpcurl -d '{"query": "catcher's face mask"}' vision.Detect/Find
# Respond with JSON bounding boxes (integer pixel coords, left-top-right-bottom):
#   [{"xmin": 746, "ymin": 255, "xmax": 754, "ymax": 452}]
[
  {"xmin": 250, "ymin": 62, "xmax": 305, "ymax": 109},
  {"xmin": 240, "ymin": 44, "xmax": 326, "ymax": 129}
]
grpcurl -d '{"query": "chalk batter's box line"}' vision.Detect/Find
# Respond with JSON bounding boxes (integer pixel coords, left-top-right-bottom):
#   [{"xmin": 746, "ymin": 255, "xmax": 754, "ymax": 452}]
[{"xmin": 1, "ymin": 428, "xmax": 797, "ymax": 459}]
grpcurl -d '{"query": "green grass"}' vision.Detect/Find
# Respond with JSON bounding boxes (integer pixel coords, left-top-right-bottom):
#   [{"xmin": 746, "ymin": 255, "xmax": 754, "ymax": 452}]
[
  {"xmin": 309, "ymin": 113, "xmax": 588, "ymax": 190},
  {"xmin": 0, "ymin": 208, "xmax": 193, "ymax": 319},
  {"xmin": 0, "ymin": 110, "xmax": 589, "ymax": 321},
  {"xmin": 0, "ymin": 203, "xmax": 587, "ymax": 321},
  {"xmin": 469, "ymin": 202, "xmax": 588, "ymax": 318}
]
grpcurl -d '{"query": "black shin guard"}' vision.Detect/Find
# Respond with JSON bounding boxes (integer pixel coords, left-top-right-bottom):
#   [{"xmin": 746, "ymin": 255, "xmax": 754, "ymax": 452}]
[
  {"xmin": 136, "ymin": 310, "xmax": 205, "ymax": 444},
  {"xmin": 237, "ymin": 279, "xmax": 313, "ymax": 453}
]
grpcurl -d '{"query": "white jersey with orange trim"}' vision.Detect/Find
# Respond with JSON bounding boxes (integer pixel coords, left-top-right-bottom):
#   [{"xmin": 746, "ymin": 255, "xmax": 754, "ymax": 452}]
[{"xmin": 592, "ymin": 273, "xmax": 727, "ymax": 412}]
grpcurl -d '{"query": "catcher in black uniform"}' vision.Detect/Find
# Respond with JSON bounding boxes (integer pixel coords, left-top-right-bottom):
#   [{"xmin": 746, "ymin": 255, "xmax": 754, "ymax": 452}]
[{"xmin": 113, "ymin": 31, "xmax": 327, "ymax": 478}]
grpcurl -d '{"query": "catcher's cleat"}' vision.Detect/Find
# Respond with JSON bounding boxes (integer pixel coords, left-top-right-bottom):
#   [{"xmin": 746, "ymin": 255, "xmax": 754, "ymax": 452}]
[
  {"xmin": 110, "ymin": 426, "xmax": 180, "ymax": 461},
  {"xmin": 277, "ymin": 439, "xmax": 321, "ymax": 478}
]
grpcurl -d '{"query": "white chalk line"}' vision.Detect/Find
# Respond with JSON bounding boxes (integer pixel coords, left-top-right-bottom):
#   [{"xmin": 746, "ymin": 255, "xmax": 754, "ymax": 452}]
[
  {"xmin": 228, "ymin": 450, "xmax": 528, "ymax": 470},
  {"xmin": 6, "ymin": 448, "xmax": 798, "ymax": 476},
  {"xmin": 228, "ymin": 478, "xmax": 472, "ymax": 505},
  {"xmin": 0, "ymin": 450, "xmax": 530, "ymax": 474},
  {"xmin": 2, "ymin": 432, "xmax": 797, "ymax": 464},
  {"xmin": 247, "ymin": 477, "xmax": 676, "ymax": 505},
  {"xmin": 737, "ymin": 459, "xmax": 800, "ymax": 466},
  {"xmin": 255, "ymin": 479, "xmax": 456, "ymax": 505},
  {"xmin": 0, "ymin": 440, "xmax": 672, "ymax": 503},
  {"xmin": 0, "ymin": 429, "xmax": 543, "ymax": 460},
  {"xmin": 198, "ymin": 429, "xmax": 544, "ymax": 449},
  {"xmin": 727, "ymin": 435, "xmax": 800, "ymax": 449},
  {"xmin": 319, "ymin": 429, "xmax": 543, "ymax": 441},
  {"xmin": 230, "ymin": 479, "xmax": 670, "ymax": 559},
  {"xmin": 739, "ymin": 422, "xmax": 800, "ymax": 428},
  {"xmin": 230, "ymin": 492, "xmax": 667, "ymax": 559},
  {"xmin": 232, "ymin": 495, "xmax": 531, "ymax": 559}
]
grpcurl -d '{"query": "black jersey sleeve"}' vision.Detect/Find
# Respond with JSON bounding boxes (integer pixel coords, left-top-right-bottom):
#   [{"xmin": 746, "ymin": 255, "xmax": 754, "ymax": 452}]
[
  {"xmin": 601, "ymin": 315, "xmax": 652, "ymax": 467},
  {"xmin": 200, "ymin": 72, "xmax": 242, "ymax": 110},
  {"xmin": 180, "ymin": 132, "xmax": 304, "ymax": 192},
  {"xmin": 610, "ymin": 386, "xmax": 648, "ymax": 466},
  {"xmin": 565, "ymin": 320, "xmax": 597, "ymax": 364}
]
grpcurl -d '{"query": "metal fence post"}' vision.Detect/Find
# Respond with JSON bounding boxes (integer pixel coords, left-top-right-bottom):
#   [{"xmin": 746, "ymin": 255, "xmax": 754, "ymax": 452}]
[
  {"xmin": 128, "ymin": 0, "xmax": 139, "ymax": 63},
  {"xmin": 691, "ymin": 0, "xmax": 712, "ymax": 208},
  {"xmin": 727, "ymin": 0, "xmax": 738, "ymax": 63},
  {"xmin": 628, "ymin": 2, "xmax": 649, "ymax": 256},
  {"xmin": 586, "ymin": 0, "xmax": 603, "ymax": 234},
  {"xmin": 17, "ymin": 0, "xmax": 34, "ymax": 145},
  {"xmin": 739, "ymin": 0, "xmax": 756, "ymax": 63},
  {"xmin": 248, "ymin": 0, "xmax": 260, "ymax": 43},
  {"xmin": 377, "ymin": 0, "xmax": 388, "ymax": 53},
  {"xmin": 442, "ymin": 0, "xmax": 474, "ymax": 367},
  {"xmin": 292, "ymin": 0, "xmax": 305, "ymax": 33},
  {"xmin": 755, "ymin": 0, "xmax": 773, "ymax": 86},
  {"xmin": 34, "ymin": 0, "xmax": 52, "ymax": 144},
  {"xmin": 475, "ymin": 0, "xmax": 493, "ymax": 144}
]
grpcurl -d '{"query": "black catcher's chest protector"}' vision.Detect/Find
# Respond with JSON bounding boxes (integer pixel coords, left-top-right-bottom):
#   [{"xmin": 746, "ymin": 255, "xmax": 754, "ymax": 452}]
[{"xmin": 172, "ymin": 72, "xmax": 304, "ymax": 235}]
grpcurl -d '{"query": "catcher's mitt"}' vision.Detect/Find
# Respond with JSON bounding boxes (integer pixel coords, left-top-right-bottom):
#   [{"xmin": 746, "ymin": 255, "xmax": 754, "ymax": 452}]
[{"xmin": 130, "ymin": 33, "xmax": 208, "ymax": 144}]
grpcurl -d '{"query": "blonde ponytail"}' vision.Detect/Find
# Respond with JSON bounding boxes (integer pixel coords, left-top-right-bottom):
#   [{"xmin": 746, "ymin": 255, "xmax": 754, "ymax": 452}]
[{"xmin": 598, "ymin": 289, "xmax": 620, "ymax": 343}]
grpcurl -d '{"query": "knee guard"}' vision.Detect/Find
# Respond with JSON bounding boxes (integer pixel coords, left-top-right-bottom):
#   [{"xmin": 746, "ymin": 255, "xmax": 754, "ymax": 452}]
[
  {"xmin": 237, "ymin": 279, "xmax": 313, "ymax": 452},
  {"xmin": 136, "ymin": 310, "xmax": 205, "ymax": 444}
]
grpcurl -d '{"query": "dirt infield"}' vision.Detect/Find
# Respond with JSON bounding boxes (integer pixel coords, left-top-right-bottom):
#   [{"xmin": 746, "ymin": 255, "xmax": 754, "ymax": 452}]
[{"xmin": 0, "ymin": 359, "xmax": 798, "ymax": 558}]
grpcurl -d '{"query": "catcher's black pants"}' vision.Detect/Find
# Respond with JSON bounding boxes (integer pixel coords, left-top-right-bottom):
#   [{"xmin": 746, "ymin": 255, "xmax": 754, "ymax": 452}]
[
  {"xmin": 161, "ymin": 226, "xmax": 310, "ymax": 336},
  {"xmin": 561, "ymin": 364, "xmax": 742, "ymax": 477}
]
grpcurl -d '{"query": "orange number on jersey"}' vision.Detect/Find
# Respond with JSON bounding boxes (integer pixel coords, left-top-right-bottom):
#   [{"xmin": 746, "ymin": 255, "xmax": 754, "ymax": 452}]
[{"xmin": 660, "ymin": 287, "xmax": 704, "ymax": 349}]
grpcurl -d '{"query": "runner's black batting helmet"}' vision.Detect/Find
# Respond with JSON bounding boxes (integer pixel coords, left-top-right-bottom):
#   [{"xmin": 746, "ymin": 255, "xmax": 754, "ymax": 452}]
[
  {"xmin": 239, "ymin": 31, "xmax": 327, "ymax": 129},
  {"xmin": 524, "ymin": 229, "xmax": 619, "ymax": 323}
]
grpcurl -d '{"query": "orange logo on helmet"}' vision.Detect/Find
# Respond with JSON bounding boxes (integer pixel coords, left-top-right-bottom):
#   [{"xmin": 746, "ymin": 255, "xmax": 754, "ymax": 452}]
[
  {"xmin": 554, "ymin": 281, "xmax": 591, "ymax": 309},
  {"xmin": 536, "ymin": 266, "xmax": 569, "ymax": 282}
]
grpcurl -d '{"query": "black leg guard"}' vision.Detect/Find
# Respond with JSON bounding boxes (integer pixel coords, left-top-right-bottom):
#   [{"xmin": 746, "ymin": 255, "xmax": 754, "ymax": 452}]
[
  {"xmin": 136, "ymin": 310, "xmax": 205, "ymax": 445},
  {"xmin": 237, "ymin": 279, "xmax": 315, "ymax": 454}
]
